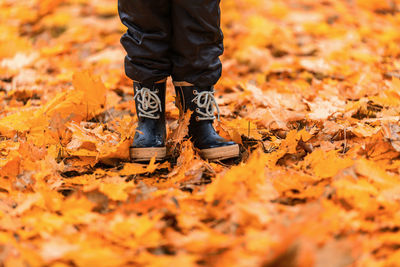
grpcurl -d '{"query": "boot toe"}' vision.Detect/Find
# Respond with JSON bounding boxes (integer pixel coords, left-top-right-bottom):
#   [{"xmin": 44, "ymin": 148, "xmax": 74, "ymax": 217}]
[
  {"xmin": 205, "ymin": 140, "xmax": 236, "ymax": 149},
  {"xmin": 131, "ymin": 139, "xmax": 165, "ymax": 148},
  {"xmin": 131, "ymin": 133, "xmax": 165, "ymax": 148},
  {"xmin": 194, "ymin": 135, "xmax": 238, "ymax": 150}
]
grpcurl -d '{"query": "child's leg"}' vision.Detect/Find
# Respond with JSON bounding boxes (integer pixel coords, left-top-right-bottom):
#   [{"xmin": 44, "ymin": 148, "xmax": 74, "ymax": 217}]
[
  {"xmin": 119, "ymin": 1, "xmax": 171, "ymax": 161},
  {"xmin": 118, "ymin": 0, "xmax": 171, "ymax": 86},
  {"xmin": 171, "ymin": 0, "xmax": 223, "ymax": 86},
  {"xmin": 171, "ymin": 0, "xmax": 239, "ymax": 160}
]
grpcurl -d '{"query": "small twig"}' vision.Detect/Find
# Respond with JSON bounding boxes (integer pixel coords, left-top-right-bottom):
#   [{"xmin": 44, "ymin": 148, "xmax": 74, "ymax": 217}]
[{"xmin": 342, "ymin": 127, "xmax": 347, "ymax": 154}]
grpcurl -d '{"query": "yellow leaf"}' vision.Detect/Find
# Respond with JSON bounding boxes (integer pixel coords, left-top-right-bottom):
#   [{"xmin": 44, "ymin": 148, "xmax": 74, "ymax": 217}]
[
  {"xmin": 99, "ymin": 183, "xmax": 132, "ymax": 201},
  {"xmin": 119, "ymin": 163, "xmax": 149, "ymax": 176},
  {"xmin": 72, "ymin": 70, "xmax": 107, "ymax": 118},
  {"xmin": 302, "ymin": 149, "xmax": 353, "ymax": 178}
]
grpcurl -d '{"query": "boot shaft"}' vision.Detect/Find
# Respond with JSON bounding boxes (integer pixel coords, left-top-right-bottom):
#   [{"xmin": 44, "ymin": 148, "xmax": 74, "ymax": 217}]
[
  {"xmin": 174, "ymin": 85, "xmax": 219, "ymax": 123},
  {"xmin": 134, "ymin": 81, "xmax": 166, "ymax": 122},
  {"xmin": 131, "ymin": 81, "xmax": 167, "ymax": 149},
  {"xmin": 175, "ymin": 85, "xmax": 224, "ymax": 147}
]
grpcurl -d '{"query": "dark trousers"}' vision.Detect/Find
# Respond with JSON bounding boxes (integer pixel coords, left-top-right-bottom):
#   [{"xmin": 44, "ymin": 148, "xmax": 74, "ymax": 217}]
[{"xmin": 118, "ymin": 0, "xmax": 223, "ymax": 87}]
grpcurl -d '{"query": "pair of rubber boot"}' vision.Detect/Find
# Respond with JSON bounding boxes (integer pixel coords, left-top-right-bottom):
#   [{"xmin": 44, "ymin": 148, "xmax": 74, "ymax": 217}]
[{"xmin": 130, "ymin": 81, "xmax": 239, "ymax": 161}]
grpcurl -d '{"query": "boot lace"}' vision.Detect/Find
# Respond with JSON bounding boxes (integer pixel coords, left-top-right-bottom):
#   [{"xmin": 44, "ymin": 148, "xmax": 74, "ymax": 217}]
[
  {"xmin": 192, "ymin": 90, "xmax": 220, "ymax": 121},
  {"xmin": 134, "ymin": 87, "xmax": 162, "ymax": 119}
]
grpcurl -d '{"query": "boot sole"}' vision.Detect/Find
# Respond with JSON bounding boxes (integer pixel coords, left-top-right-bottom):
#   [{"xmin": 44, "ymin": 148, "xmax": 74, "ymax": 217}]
[
  {"xmin": 130, "ymin": 147, "xmax": 167, "ymax": 162},
  {"xmin": 199, "ymin": 144, "xmax": 240, "ymax": 161}
]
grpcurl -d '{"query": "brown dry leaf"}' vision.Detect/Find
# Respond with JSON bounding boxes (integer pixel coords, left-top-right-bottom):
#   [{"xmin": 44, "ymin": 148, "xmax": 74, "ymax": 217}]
[{"xmin": 169, "ymin": 110, "xmax": 192, "ymax": 147}]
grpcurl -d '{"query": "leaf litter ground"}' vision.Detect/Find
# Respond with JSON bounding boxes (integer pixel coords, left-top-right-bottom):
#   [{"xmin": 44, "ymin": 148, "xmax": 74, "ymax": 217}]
[{"xmin": 1, "ymin": 0, "xmax": 400, "ymax": 266}]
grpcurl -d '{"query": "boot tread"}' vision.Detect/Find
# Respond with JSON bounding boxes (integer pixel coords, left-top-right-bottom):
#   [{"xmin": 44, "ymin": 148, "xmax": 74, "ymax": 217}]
[
  {"xmin": 130, "ymin": 147, "xmax": 167, "ymax": 162},
  {"xmin": 198, "ymin": 144, "xmax": 239, "ymax": 161}
]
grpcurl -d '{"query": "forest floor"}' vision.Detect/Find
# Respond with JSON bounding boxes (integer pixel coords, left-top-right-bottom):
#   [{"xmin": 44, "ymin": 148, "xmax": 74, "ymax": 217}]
[{"xmin": 1, "ymin": 0, "xmax": 400, "ymax": 266}]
